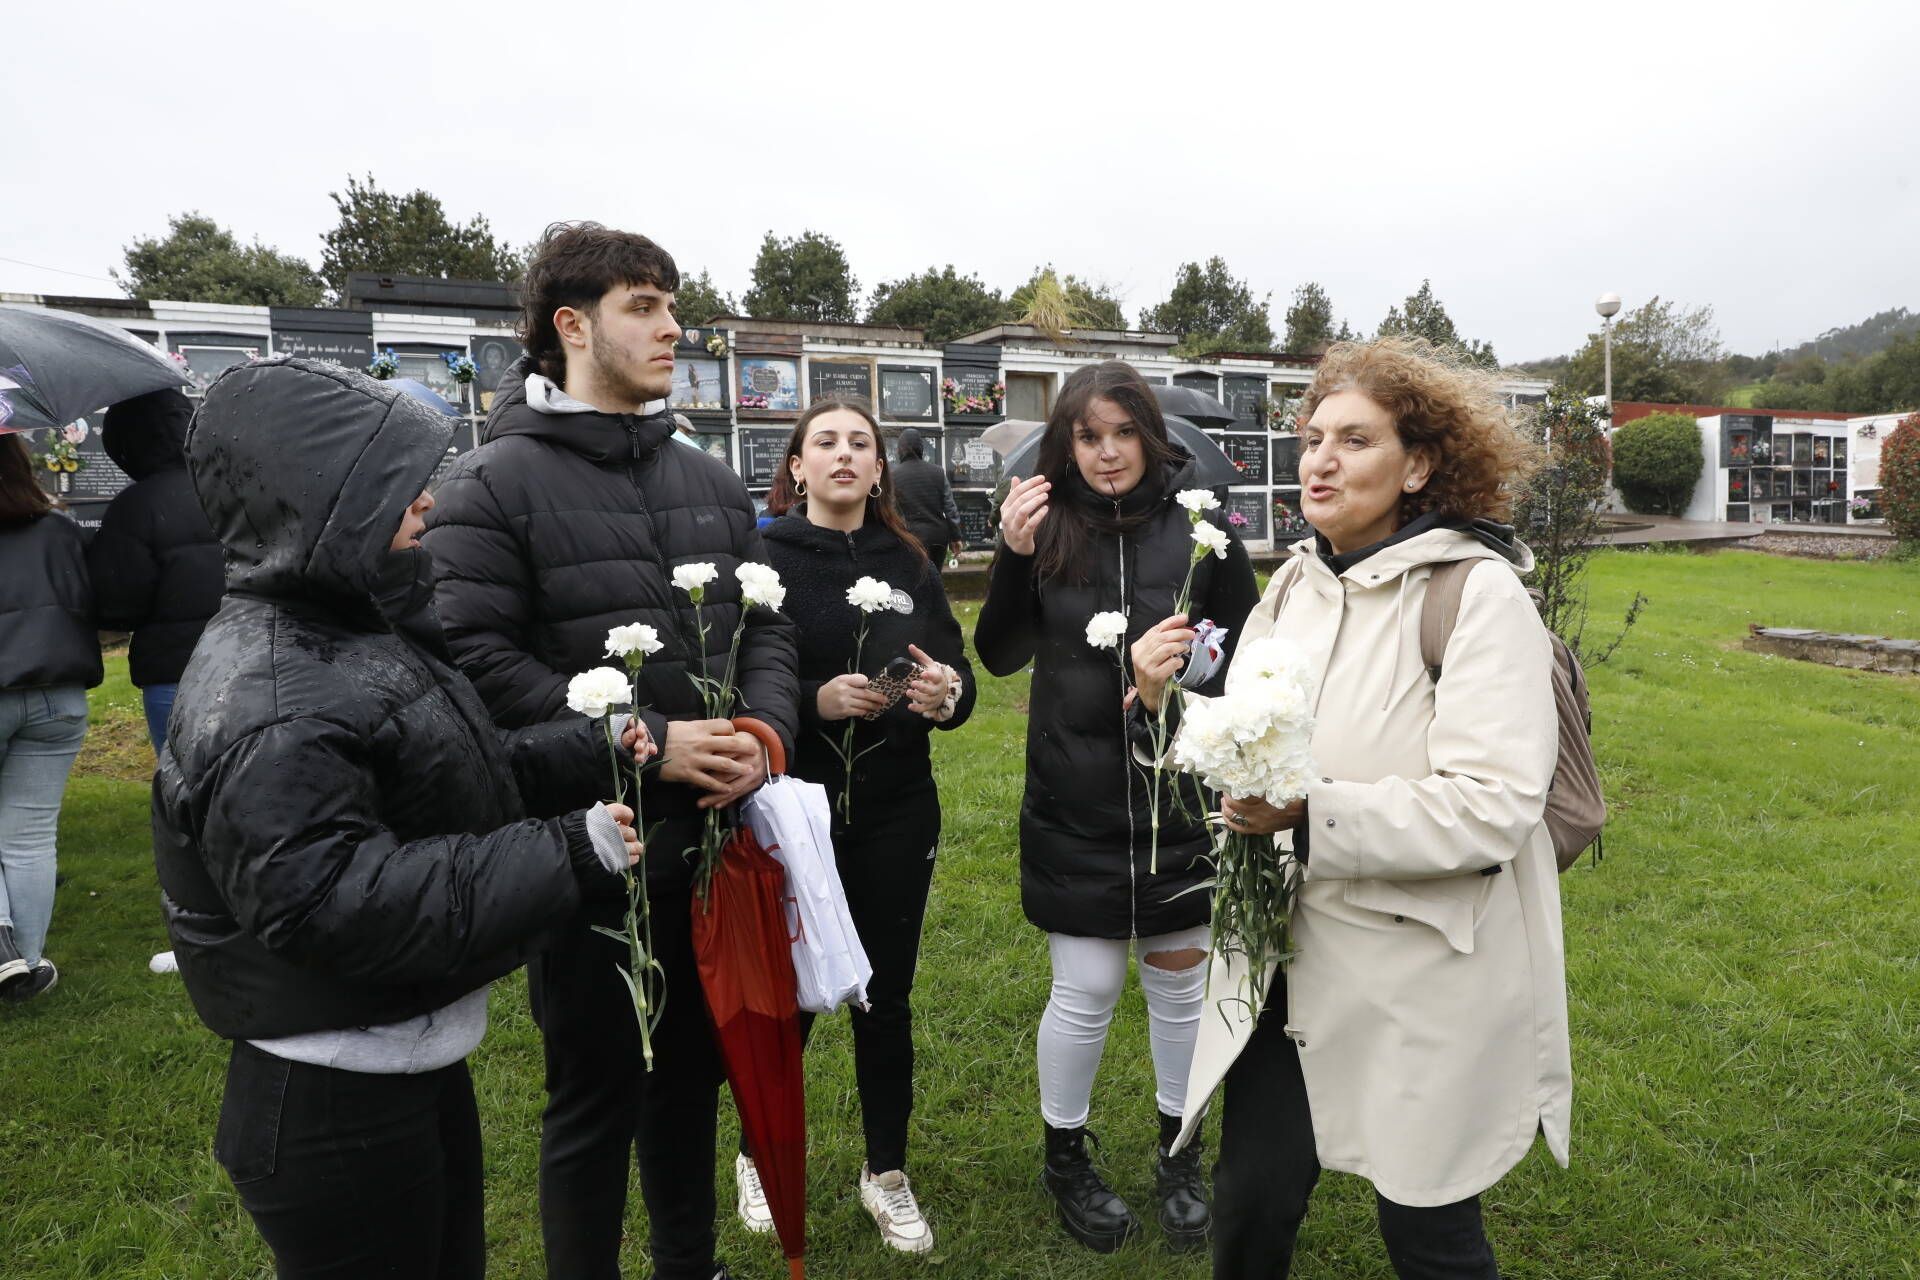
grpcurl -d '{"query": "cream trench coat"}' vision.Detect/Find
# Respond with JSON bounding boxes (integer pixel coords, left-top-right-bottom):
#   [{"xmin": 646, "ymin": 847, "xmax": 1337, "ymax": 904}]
[{"xmin": 1173, "ymin": 525, "xmax": 1571, "ymax": 1208}]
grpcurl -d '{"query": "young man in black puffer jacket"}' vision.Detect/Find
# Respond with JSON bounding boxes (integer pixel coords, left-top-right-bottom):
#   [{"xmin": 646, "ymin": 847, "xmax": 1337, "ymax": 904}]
[
  {"xmin": 422, "ymin": 222, "xmax": 797, "ymax": 1280},
  {"xmin": 154, "ymin": 357, "xmax": 646, "ymax": 1277},
  {"xmin": 86, "ymin": 387, "xmax": 223, "ymax": 748}
]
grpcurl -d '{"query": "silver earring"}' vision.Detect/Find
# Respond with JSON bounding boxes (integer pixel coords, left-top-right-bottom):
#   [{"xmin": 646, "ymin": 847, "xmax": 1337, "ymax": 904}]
[{"xmin": 794, "ymin": 479, "xmax": 807, "ymax": 497}]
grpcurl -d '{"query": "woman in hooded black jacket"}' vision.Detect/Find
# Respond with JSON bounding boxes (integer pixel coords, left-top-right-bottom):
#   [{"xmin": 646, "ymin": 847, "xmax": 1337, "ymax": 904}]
[
  {"xmin": 729, "ymin": 399, "xmax": 975, "ymax": 1255},
  {"xmin": 973, "ymin": 361, "xmax": 1259, "ymax": 1254},
  {"xmin": 152, "ymin": 359, "xmax": 648, "ymax": 1280}
]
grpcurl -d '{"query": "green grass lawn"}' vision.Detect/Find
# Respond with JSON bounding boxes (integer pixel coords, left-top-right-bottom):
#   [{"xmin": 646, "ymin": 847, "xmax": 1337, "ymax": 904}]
[{"xmin": 5, "ymin": 549, "xmax": 1917, "ymax": 1278}]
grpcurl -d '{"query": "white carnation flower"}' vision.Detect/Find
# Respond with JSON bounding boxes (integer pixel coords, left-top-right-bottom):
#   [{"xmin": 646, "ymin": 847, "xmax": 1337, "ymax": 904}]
[
  {"xmin": 1170, "ymin": 635, "xmax": 1318, "ymax": 805},
  {"xmin": 565, "ymin": 667, "xmax": 632, "ymax": 719},
  {"xmin": 1191, "ymin": 521, "xmax": 1230, "ymax": 560},
  {"xmin": 735, "ymin": 562, "xmax": 787, "ymax": 610},
  {"xmin": 671, "ymin": 562, "xmax": 719, "ymax": 599},
  {"xmin": 1085, "ymin": 610, "xmax": 1129, "ymax": 650},
  {"xmin": 847, "ymin": 576, "xmax": 897, "ymax": 613},
  {"xmin": 1176, "ymin": 489, "xmax": 1221, "ymax": 515},
  {"xmin": 604, "ymin": 623, "xmax": 664, "ymax": 662}
]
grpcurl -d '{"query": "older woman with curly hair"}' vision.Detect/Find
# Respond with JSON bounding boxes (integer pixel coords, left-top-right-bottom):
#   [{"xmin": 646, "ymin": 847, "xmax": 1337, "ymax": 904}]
[{"xmin": 1130, "ymin": 337, "xmax": 1565, "ymax": 1279}]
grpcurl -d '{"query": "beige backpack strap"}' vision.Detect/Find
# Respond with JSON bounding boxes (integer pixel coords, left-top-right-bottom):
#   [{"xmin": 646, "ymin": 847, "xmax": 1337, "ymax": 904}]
[
  {"xmin": 1271, "ymin": 556, "xmax": 1307, "ymax": 616},
  {"xmin": 1419, "ymin": 560, "xmax": 1477, "ymax": 681}
]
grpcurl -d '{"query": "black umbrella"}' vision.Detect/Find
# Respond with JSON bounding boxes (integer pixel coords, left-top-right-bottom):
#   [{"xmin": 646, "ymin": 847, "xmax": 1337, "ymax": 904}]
[
  {"xmin": 0, "ymin": 307, "xmax": 189, "ymax": 432},
  {"xmin": 1149, "ymin": 384, "xmax": 1237, "ymax": 428},
  {"xmin": 1003, "ymin": 414, "xmax": 1244, "ymax": 487}
]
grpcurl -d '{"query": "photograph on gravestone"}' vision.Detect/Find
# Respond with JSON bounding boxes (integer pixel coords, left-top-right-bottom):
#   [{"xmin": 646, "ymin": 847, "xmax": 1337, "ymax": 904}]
[
  {"xmin": 169, "ymin": 337, "xmax": 262, "ymax": 396},
  {"xmin": 879, "ymin": 366, "xmax": 937, "ymax": 422},
  {"xmin": 809, "ymin": 360, "xmax": 874, "ymax": 409},
  {"xmin": 954, "ymin": 490, "xmax": 993, "ymax": 548},
  {"xmin": 470, "ymin": 335, "xmax": 522, "ymax": 411},
  {"xmin": 1224, "ymin": 491, "xmax": 1270, "ymax": 542},
  {"xmin": 393, "ymin": 349, "xmax": 464, "ymax": 404},
  {"xmin": 28, "ymin": 410, "xmax": 133, "ymax": 513},
  {"xmin": 1222, "ymin": 376, "xmax": 1265, "ymax": 427},
  {"xmin": 737, "ymin": 356, "xmax": 801, "ymax": 413},
  {"xmin": 688, "ymin": 433, "xmax": 732, "ymax": 466},
  {"xmin": 672, "ymin": 356, "xmax": 729, "ymax": 413},
  {"xmin": 944, "ymin": 427, "xmax": 1002, "ymax": 489},
  {"xmin": 738, "ymin": 427, "xmax": 791, "ymax": 487},
  {"xmin": 1221, "ymin": 434, "xmax": 1269, "ymax": 485}
]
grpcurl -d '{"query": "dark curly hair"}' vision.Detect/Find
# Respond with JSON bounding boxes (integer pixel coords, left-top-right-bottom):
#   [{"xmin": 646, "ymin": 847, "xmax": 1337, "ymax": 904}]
[{"xmin": 519, "ymin": 222, "xmax": 681, "ymax": 383}]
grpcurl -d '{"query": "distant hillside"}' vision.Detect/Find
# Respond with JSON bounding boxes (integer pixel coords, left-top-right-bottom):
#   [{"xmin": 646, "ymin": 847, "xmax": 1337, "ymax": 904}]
[{"xmin": 1781, "ymin": 307, "xmax": 1918, "ymax": 362}]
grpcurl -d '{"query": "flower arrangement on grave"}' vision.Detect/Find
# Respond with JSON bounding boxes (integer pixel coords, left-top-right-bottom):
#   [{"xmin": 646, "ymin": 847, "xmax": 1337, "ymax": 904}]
[
  {"xmin": 442, "ymin": 352, "xmax": 477, "ymax": 384},
  {"xmin": 706, "ymin": 333, "xmax": 729, "ymax": 358},
  {"xmin": 369, "ymin": 349, "xmax": 399, "ymax": 380},
  {"xmin": 1848, "ymin": 496, "xmax": 1875, "ymax": 518},
  {"xmin": 738, "ymin": 391, "xmax": 770, "ymax": 411},
  {"xmin": 39, "ymin": 429, "xmax": 84, "ymax": 475},
  {"xmin": 1749, "ymin": 440, "xmax": 1773, "ymax": 464},
  {"xmin": 1272, "ymin": 500, "xmax": 1309, "ymax": 537},
  {"xmin": 1268, "ymin": 396, "xmax": 1302, "ymax": 433},
  {"xmin": 941, "ymin": 378, "xmax": 999, "ymax": 417},
  {"xmin": 1227, "ymin": 510, "xmax": 1249, "ymax": 529}
]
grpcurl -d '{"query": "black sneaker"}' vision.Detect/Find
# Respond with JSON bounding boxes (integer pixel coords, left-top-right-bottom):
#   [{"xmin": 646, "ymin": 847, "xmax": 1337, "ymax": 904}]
[
  {"xmin": 3, "ymin": 959, "xmax": 57, "ymax": 1003},
  {"xmin": 0, "ymin": 924, "xmax": 27, "ymax": 995}
]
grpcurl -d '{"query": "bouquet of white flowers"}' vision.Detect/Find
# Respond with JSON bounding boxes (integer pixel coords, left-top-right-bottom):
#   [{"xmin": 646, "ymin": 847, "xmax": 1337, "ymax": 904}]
[{"xmin": 1170, "ymin": 634, "xmax": 1318, "ymax": 1016}]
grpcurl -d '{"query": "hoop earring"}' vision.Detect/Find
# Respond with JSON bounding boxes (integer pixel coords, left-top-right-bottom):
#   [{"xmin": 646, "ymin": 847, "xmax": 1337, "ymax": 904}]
[
  {"xmin": 870, "ymin": 481, "xmax": 883, "ymax": 498},
  {"xmin": 794, "ymin": 479, "xmax": 807, "ymax": 497}
]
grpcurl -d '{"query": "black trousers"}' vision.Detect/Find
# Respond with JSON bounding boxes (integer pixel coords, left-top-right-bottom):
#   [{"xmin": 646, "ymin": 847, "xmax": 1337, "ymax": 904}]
[
  {"xmin": 214, "ymin": 1039, "xmax": 484, "ymax": 1279},
  {"xmin": 924, "ymin": 542, "xmax": 949, "ymax": 570},
  {"xmin": 533, "ymin": 884, "xmax": 726, "ymax": 1280},
  {"xmin": 741, "ymin": 783, "xmax": 940, "ymax": 1174},
  {"xmin": 1212, "ymin": 975, "xmax": 1502, "ymax": 1280}
]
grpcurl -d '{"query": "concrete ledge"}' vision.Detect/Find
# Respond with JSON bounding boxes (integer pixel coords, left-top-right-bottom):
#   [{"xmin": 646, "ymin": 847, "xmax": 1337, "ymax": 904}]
[{"xmin": 1744, "ymin": 624, "xmax": 1920, "ymax": 674}]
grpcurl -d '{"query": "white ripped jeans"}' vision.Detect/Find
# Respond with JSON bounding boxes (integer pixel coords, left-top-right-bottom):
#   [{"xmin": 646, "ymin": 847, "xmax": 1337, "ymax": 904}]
[{"xmin": 1038, "ymin": 925, "xmax": 1211, "ymax": 1129}]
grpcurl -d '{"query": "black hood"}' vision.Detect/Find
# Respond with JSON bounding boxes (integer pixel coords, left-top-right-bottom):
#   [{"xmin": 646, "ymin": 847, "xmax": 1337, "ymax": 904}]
[
  {"xmin": 481, "ymin": 355, "xmax": 674, "ymax": 464},
  {"xmin": 102, "ymin": 387, "xmax": 194, "ymax": 479},
  {"xmin": 187, "ymin": 357, "xmax": 452, "ymax": 610},
  {"xmin": 897, "ymin": 428, "xmax": 926, "ymax": 461}
]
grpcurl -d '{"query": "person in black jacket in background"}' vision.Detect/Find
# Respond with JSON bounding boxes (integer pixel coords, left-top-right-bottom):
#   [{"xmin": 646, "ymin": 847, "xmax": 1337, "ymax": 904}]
[
  {"xmin": 422, "ymin": 223, "xmax": 797, "ymax": 1280},
  {"xmin": 973, "ymin": 361, "xmax": 1259, "ymax": 1255},
  {"xmin": 153, "ymin": 358, "xmax": 648, "ymax": 1279},
  {"xmin": 889, "ymin": 426, "xmax": 962, "ymax": 568},
  {"xmin": 86, "ymin": 388, "xmax": 223, "ymax": 749},
  {"xmin": 0, "ymin": 435, "xmax": 101, "ymax": 1002},
  {"xmin": 726, "ymin": 400, "xmax": 975, "ymax": 1254}
]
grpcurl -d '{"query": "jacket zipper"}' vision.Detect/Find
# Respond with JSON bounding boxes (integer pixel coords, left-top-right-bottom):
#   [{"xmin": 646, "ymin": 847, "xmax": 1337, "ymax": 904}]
[
  {"xmin": 621, "ymin": 417, "xmax": 702, "ymax": 664},
  {"xmin": 1115, "ymin": 516, "xmax": 1138, "ymax": 941}
]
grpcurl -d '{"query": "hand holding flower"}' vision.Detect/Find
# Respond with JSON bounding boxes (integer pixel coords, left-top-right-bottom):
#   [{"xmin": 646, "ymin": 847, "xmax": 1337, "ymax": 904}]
[
  {"xmin": 1130, "ymin": 614, "xmax": 1194, "ymax": 714},
  {"xmin": 696, "ymin": 728, "xmax": 769, "ymax": 811},
  {"xmin": 1221, "ymin": 794, "xmax": 1305, "ymax": 836},
  {"xmin": 604, "ymin": 802, "xmax": 644, "ymax": 866},
  {"xmin": 660, "ymin": 717, "xmax": 754, "ymax": 791},
  {"xmin": 620, "ymin": 718, "xmax": 657, "ymax": 760}
]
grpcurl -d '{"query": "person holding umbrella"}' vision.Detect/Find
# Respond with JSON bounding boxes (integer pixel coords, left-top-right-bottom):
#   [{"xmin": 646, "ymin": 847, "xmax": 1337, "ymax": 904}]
[
  {"xmin": 0, "ymin": 432, "xmax": 100, "ymax": 1002},
  {"xmin": 973, "ymin": 360, "xmax": 1259, "ymax": 1254},
  {"xmin": 727, "ymin": 399, "xmax": 976, "ymax": 1254}
]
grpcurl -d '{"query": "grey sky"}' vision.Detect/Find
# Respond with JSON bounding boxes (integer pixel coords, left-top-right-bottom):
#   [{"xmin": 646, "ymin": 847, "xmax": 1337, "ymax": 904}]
[{"xmin": 6, "ymin": 0, "xmax": 1915, "ymax": 363}]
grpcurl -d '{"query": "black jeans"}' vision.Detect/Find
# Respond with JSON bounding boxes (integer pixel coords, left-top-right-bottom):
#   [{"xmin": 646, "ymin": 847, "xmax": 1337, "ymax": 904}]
[
  {"xmin": 1212, "ymin": 975, "xmax": 1501, "ymax": 1280},
  {"xmin": 214, "ymin": 1039, "xmax": 484, "ymax": 1279},
  {"xmin": 741, "ymin": 783, "xmax": 940, "ymax": 1174},
  {"xmin": 533, "ymin": 884, "xmax": 726, "ymax": 1280}
]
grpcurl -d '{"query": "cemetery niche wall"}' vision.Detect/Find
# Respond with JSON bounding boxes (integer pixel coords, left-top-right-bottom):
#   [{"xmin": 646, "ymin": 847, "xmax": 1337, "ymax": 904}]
[{"xmin": 1695, "ymin": 413, "xmax": 1853, "ymax": 526}]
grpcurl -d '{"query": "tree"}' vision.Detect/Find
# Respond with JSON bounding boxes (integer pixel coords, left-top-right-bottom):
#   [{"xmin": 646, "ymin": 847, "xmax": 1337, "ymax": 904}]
[
  {"xmin": 673, "ymin": 269, "xmax": 736, "ymax": 326},
  {"xmin": 1008, "ymin": 267, "xmax": 1126, "ymax": 335},
  {"xmin": 1138, "ymin": 257, "xmax": 1274, "ymax": 356},
  {"xmin": 739, "ymin": 230, "xmax": 860, "ymax": 322},
  {"xmin": 1878, "ymin": 413, "xmax": 1920, "ymax": 544},
  {"xmin": 318, "ymin": 174, "xmax": 522, "ymax": 301},
  {"xmin": 115, "ymin": 213, "xmax": 324, "ymax": 306},
  {"xmin": 1561, "ymin": 296, "xmax": 1730, "ymax": 405},
  {"xmin": 865, "ymin": 265, "xmax": 1009, "ymax": 343},
  {"xmin": 1512, "ymin": 389, "xmax": 1644, "ymax": 665},
  {"xmin": 1610, "ymin": 412, "xmax": 1705, "ymax": 515},
  {"xmin": 1281, "ymin": 282, "xmax": 1355, "ymax": 354},
  {"xmin": 1376, "ymin": 279, "xmax": 1497, "ymax": 367}
]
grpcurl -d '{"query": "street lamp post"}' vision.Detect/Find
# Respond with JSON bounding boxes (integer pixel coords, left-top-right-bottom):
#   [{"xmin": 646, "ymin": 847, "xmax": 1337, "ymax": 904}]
[{"xmin": 1595, "ymin": 292, "xmax": 1622, "ymax": 419}]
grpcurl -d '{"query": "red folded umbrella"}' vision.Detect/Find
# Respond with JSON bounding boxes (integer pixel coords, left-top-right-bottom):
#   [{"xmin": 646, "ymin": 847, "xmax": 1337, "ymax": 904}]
[{"xmin": 693, "ymin": 717, "xmax": 807, "ymax": 1279}]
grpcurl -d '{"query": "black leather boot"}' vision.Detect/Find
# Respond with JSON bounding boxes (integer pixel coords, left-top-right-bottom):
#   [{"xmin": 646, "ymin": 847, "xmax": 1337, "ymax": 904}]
[
  {"xmin": 1155, "ymin": 1110, "xmax": 1211, "ymax": 1251},
  {"xmin": 1042, "ymin": 1123, "xmax": 1140, "ymax": 1253}
]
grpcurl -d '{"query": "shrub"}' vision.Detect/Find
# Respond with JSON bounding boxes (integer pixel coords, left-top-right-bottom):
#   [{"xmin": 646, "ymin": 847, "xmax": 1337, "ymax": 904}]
[
  {"xmin": 1878, "ymin": 413, "xmax": 1920, "ymax": 542},
  {"xmin": 1612, "ymin": 411, "xmax": 1705, "ymax": 515}
]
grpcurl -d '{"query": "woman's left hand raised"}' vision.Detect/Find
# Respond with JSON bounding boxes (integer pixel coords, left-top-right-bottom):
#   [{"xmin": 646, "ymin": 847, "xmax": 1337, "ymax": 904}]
[
  {"xmin": 904, "ymin": 644, "xmax": 953, "ymax": 716},
  {"xmin": 1221, "ymin": 795, "xmax": 1305, "ymax": 836}
]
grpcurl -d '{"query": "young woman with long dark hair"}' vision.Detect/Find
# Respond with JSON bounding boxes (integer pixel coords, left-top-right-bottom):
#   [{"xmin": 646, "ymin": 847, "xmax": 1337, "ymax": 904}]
[
  {"xmin": 973, "ymin": 361, "xmax": 1260, "ymax": 1253},
  {"xmin": 731, "ymin": 398, "xmax": 976, "ymax": 1254}
]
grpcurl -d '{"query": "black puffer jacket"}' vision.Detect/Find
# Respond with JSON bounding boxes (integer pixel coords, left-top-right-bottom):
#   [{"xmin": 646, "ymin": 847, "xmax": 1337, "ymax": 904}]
[
  {"xmin": 891, "ymin": 429, "xmax": 961, "ymax": 551},
  {"xmin": 974, "ymin": 453, "xmax": 1260, "ymax": 939},
  {"xmin": 86, "ymin": 389, "xmax": 224, "ymax": 686},
  {"xmin": 422, "ymin": 360, "xmax": 799, "ymax": 890},
  {"xmin": 0, "ymin": 509, "xmax": 102, "ymax": 690},
  {"xmin": 761, "ymin": 514, "xmax": 975, "ymax": 811},
  {"xmin": 153, "ymin": 358, "xmax": 621, "ymax": 1041}
]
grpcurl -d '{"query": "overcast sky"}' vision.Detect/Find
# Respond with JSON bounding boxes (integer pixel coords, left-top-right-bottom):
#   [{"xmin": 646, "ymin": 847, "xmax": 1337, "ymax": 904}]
[{"xmin": 6, "ymin": 1, "xmax": 1916, "ymax": 363}]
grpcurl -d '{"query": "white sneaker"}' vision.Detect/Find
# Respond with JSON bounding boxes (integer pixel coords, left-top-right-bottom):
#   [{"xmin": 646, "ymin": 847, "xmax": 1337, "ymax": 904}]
[
  {"xmin": 734, "ymin": 1153, "xmax": 774, "ymax": 1234},
  {"xmin": 860, "ymin": 1165, "xmax": 934, "ymax": 1254}
]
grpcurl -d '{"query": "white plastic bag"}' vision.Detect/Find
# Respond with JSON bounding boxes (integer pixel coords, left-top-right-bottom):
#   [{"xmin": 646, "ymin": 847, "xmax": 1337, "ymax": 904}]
[{"xmin": 741, "ymin": 775, "xmax": 872, "ymax": 1014}]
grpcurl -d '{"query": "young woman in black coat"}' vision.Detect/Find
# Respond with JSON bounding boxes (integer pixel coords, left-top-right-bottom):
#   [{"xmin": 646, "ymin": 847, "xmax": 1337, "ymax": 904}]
[
  {"xmin": 973, "ymin": 361, "xmax": 1260, "ymax": 1254},
  {"xmin": 730, "ymin": 399, "xmax": 975, "ymax": 1255}
]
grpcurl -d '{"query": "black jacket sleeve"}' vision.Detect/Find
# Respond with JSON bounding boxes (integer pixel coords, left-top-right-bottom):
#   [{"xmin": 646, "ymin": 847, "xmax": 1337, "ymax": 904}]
[
  {"xmin": 197, "ymin": 716, "xmax": 613, "ymax": 983},
  {"xmin": 502, "ymin": 715, "xmax": 624, "ymax": 820},
  {"xmin": 87, "ymin": 487, "xmax": 160, "ymax": 632},
  {"xmin": 900, "ymin": 564, "xmax": 976, "ymax": 732},
  {"xmin": 1195, "ymin": 529, "xmax": 1261, "ymax": 698},
  {"xmin": 973, "ymin": 548, "xmax": 1040, "ymax": 677},
  {"xmin": 940, "ymin": 474, "xmax": 963, "ymax": 541}
]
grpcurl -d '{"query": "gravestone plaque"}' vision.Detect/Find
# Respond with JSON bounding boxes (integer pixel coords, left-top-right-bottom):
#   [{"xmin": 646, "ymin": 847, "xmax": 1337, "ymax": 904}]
[
  {"xmin": 738, "ymin": 428, "xmax": 791, "ymax": 487},
  {"xmin": 1270, "ymin": 433, "xmax": 1302, "ymax": 482},
  {"xmin": 736, "ymin": 357, "xmax": 801, "ymax": 412},
  {"xmin": 879, "ymin": 366, "xmax": 936, "ymax": 421},
  {"xmin": 1221, "ymin": 434, "xmax": 1269, "ymax": 484},
  {"xmin": 955, "ymin": 490, "xmax": 993, "ymax": 548},
  {"xmin": 1174, "ymin": 371, "xmax": 1219, "ymax": 394},
  {"xmin": 1222, "ymin": 376, "xmax": 1265, "ymax": 427},
  {"xmin": 28, "ymin": 410, "xmax": 130, "ymax": 507},
  {"xmin": 471, "ymin": 335, "xmax": 522, "ymax": 411},
  {"xmin": 1224, "ymin": 491, "xmax": 1270, "ymax": 541},
  {"xmin": 809, "ymin": 360, "xmax": 873, "ymax": 407},
  {"xmin": 270, "ymin": 307, "xmax": 374, "ymax": 368},
  {"xmin": 943, "ymin": 365, "xmax": 1000, "ymax": 416},
  {"xmin": 945, "ymin": 427, "xmax": 1003, "ymax": 488}
]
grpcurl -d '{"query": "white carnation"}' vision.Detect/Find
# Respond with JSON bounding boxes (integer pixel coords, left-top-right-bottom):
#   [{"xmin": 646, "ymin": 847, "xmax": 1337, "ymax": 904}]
[
  {"xmin": 604, "ymin": 623, "xmax": 663, "ymax": 661},
  {"xmin": 735, "ymin": 562, "xmax": 787, "ymax": 610},
  {"xmin": 1171, "ymin": 636, "xmax": 1318, "ymax": 805},
  {"xmin": 565, "ymin": 667, "xmax": 633, "ymax": 719},
  {"xmin": 671, "ymin": 562, "xmax": 719, "ymax": 598},
  {"xmin": 1176, "ymin": 489, "xmax": 1221, "ymax": 515},
  {"xmin": 1085, "ymin": 610, "xmax": 1129, "ymax": 649},
  {"xmin": 1191, "ymin": 521, "xmax": 1230, "ymax": 560},
  {"xmin": 847, "ymin": 576, "xmax": 897, "ymax": 613}
]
